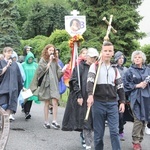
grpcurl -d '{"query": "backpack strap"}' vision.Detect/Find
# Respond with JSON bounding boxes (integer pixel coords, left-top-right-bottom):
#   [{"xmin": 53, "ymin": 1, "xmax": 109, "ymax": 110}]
[{"xmin": 112, "ymin": 66, "xmax": 118, "ymax": 84}]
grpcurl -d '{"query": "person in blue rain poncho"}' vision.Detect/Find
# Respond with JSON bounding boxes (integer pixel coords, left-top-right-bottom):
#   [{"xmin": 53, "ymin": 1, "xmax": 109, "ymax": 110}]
[
  {"xmin": 123, "ymin": 50, "xmax": 150, "ymax": 150},
  {"xmin": 8, "ymin": 51, "xmax": 26, "ymax": 121},
  {"xmin": 0, "ymin": 47, "xmax": 23, "ymax": 115}
]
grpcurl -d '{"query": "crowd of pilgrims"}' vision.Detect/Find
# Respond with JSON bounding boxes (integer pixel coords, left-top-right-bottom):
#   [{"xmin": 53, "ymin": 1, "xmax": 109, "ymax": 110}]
[{"xmin": 0, "ymin": 42, "xmax": 150, "ymax": 150}]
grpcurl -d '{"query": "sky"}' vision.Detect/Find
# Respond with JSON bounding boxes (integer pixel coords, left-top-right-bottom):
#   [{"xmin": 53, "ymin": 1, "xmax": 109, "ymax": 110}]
[{"xmin": 137, "ymin": 0, "xmax": 150, "ymax": 45}]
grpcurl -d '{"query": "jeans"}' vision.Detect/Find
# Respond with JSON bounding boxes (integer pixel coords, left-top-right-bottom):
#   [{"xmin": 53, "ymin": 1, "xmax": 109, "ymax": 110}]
[{"xmin": 92, "ymin": 100, "xmax": 121, "ymax": 150}]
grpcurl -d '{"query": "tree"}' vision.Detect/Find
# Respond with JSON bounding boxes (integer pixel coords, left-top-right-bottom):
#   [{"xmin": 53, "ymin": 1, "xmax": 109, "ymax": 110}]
[
  {"xmin": 0, "ymin": 0, "xmax": 21, "ymax": 52},
  {"xmin": 141, "ymin": 44, "xmax": 150, "ymax": 64},
  {"xmin": 21, "ymin": 2, "xmax": 49, "ymax": 39},
  {"xmin": 16, "ymin": 0, "xmax": 69, "ymax": 39},
  {"xmin": 68, "ymin": 0, "xmax": 145, "ymax": 56},
  {"xmin": 15, "ymin": 0, "xmax": 71, "ymax": 35}
]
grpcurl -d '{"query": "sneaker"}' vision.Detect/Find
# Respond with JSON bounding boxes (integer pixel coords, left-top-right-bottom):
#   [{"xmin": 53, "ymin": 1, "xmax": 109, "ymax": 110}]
[
  {"xmin": 80, "ymin": 132, "xmax": 86, "ymax": 148},
  {"xmin": 119, "ymin": 133, "xmax": 125, "ymax": 141},
  {"xmin": 9, "ymin": 114, "xmax": 15, "ymax": 122},
  {"xmin": 145, "ymin": 125, "xmax": 150, "ymax": 135},
  {"xmin": 25, "ymin": 113, "xmax": 31, "ymax": 120},
  {"xmin": 133, "ymin": 143, "xmax": 142, "ymax": 150},
  {"xmin": 51, "ymin": 122, "xmax": 60, "ymax": 129},
  {"xmin": 86, "ymin": 146, "xmax": 91, "ymax": 150},
  {"xmin": 43, "ymin": 123, "xmax": 50, "ymax": 129}
]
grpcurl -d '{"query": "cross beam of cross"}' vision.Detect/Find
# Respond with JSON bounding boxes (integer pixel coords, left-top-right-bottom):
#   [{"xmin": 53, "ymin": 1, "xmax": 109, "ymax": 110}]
[{"xmin": 103, "ymin": 15, "xmax": 117, "ymax": 42}]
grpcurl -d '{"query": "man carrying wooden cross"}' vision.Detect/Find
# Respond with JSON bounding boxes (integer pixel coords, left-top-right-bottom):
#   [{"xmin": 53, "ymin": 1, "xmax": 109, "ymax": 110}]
[{"xmin": 87, "ymin": 15, "xmax": 125, "ymax": 150}]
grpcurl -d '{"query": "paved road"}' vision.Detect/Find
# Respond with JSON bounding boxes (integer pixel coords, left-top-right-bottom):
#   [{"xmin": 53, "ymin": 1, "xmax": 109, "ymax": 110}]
[{"xmin": 6, "ymin": 102, "xmax": 149, "ymax": 150}]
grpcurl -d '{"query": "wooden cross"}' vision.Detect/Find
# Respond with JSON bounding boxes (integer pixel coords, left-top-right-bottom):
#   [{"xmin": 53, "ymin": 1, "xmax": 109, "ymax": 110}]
[{"xmin": 103, "ymin": 15, "xmax": 117, "ymax": 42}]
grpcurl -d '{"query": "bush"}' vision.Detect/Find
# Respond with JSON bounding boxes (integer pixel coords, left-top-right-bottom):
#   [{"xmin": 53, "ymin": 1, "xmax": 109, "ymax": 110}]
[
  {"xmin": 20, "ymin": 35, "xmax": 49, "ymax": 60},
  {"xmin": 48, "ymin": 29, "xmax": 70, "ymax": 45}
]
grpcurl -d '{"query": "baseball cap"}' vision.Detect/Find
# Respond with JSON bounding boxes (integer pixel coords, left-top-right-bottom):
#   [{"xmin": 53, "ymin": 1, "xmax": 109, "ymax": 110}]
[
  {"xmin": 87, "ymin": 48, "xmax": 99, "ymax": 57},
  {"xmin": 24, "ymin": 45, "xmax": 32, "ymax": 50}
]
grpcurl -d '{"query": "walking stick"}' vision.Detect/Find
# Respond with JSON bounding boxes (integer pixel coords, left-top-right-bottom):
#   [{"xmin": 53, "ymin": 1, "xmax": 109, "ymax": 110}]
[
  {"xmin": 84, "ymin": 15, "xmax": 117, "ymax": 122},
  {"xmin": 84, "ymin": 54, "xmax": 102, "ymax": 122}
]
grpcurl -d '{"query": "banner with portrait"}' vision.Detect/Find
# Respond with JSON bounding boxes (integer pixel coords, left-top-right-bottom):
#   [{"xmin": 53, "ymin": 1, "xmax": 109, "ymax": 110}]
[{"xmin": 65, "ymin": 16, "xmax": 86, "ymax": 37}]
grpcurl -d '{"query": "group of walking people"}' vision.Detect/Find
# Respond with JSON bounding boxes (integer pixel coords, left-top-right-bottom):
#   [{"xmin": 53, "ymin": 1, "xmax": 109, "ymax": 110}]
[
  {"xmin": 62, "ymin": 41, "xmax": 150, "ymax": 150},
  {"xmin": 0, "ymin": 44, "xmax": 64, "ymax": 130},
  {"xmin": 0, "ymin": 41, "xmax": 150, "ymax": 150}
]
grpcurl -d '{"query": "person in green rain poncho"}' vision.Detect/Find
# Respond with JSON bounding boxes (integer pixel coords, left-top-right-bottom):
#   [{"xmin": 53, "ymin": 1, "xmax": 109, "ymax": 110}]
[{"xmin": 22, "ymin": 52, "xmax": 40, "ymax": 120}]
